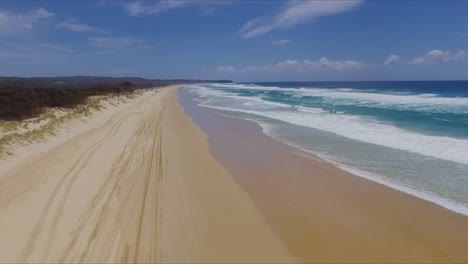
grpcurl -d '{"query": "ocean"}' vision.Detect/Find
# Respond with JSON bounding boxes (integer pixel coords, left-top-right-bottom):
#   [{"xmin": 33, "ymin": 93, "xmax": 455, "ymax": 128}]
[{"xmin": 185, "ymin": 81, "xmax": 468, "ymax": 215}]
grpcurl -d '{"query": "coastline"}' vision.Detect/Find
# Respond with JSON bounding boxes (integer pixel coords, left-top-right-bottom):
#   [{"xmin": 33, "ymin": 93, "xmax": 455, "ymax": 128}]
[
  {"xmin": 2, "ymin": 84, "xmax": 468, "ymax": 263},
  {"xmin": 179, "ymin": 87, "xmax": 468, "ymax": 263}
]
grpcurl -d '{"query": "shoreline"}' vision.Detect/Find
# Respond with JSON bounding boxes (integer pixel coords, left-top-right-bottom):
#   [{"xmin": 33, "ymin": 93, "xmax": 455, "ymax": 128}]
[
  {"xmin": 187, "ymin": 87, "xmax": 468, "ymax": 216},
  {"xmin": 192, "ymin": 83, "xmax": 468, "ymax": 217},
  {"xmin": 257, "ymin": 122, "xmax": 468, "ymax": 217},
  {"xmin": 236, "ymin": 115, "xmax": 468, "ymax": 217},
  {"xmin": 179, "ymin": 87, "xmax": 468, "ymax": 262}
]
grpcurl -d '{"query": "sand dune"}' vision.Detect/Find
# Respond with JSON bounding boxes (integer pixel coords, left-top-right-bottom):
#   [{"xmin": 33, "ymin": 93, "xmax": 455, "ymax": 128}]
[{"xmin": 0, "ymin": 87, "xmax": 294, "ymax": 263}]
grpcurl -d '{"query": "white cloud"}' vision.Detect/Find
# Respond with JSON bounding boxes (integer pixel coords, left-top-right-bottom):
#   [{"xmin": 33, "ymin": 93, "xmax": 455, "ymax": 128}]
[
  {"xmin": 240, "ymin": 0, "xmax": 363, "ymax": 38},
  {"xmin": 384, "ymin": 54, "xmax": 400, "ymax": 65},
  {"xmin": 302, "ymin": 57, "xmax": 364, "ymax": 71},
  {"xmin": 125, "ymin": 0, "xmax": 188, "ymax": 16},
  {"xmin": 217, "ymin": 57, "xmax": 364, "ymax": 74},
  {"xmin": 89, "ymin": 36, "xmax": 145, "ymax": 49},
  {"xmin": 0, "ymin": 8, "xmax": 55, "ymax": 34},
  {"xmin": 35, "ymin": 8, "xmax": 54, "ymax": 19},
  {"xmin": 271, "ymin": 39, "xmax": 292, "ymax": 45},
  {"xmin": 57, "ymin": 21, "xmax": 100, "ymax": 33},
  {"xmin": 410, "ymin": 49, "xmax": 467, "ymax": 65}
]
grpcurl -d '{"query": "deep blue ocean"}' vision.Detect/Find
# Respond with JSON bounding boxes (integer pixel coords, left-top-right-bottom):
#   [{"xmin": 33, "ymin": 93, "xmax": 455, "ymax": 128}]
[{"xmin": 186, "ymin": 81, "xmax": 468, "ymax": 215}]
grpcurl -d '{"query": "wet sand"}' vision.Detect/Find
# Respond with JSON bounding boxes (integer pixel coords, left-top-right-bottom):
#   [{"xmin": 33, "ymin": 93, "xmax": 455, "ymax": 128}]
[{"xmin": 179, "ymin": 88, "xmax": 468, "ymax": 263}]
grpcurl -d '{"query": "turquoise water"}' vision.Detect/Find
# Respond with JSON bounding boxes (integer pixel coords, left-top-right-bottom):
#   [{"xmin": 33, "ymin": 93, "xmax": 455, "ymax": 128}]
[{"xmin": 186, "ymin": 81, "xmax": 468, "ymax": 215}]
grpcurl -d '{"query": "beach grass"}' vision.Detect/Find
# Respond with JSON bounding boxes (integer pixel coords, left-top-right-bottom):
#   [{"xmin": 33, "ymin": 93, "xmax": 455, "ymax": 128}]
[{"xmin": 0, "ymin": 91, "xmax": 141, "ymax": 158}]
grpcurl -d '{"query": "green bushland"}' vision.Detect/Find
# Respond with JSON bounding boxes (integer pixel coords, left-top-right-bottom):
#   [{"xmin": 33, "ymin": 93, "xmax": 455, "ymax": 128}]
[
  {"xmin": 0, "ymin": 82, "xmax": 143, "ymax": 156},
  {"xmin": 0, "ymin": 82, "xmax": 137, "ymax": 121}
]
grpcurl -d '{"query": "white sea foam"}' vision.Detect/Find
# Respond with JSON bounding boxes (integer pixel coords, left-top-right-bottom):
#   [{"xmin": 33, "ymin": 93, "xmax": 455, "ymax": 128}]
[
  {"xmin": 296, "ymin": 89, "xmax": 468, "ymax": 108},
  {"xmin": 294, "ymin": 105, "xmax": 326, "ymax": 114},
  {"xmin": 189, "ymin": 84, "xmax": 468, "ymax": 165},
  {"xmin": 252, "ymin": 121, "xmax": 468, "ymax": 216},
  {"xmin": 207, "ymin": 83, "xmax": 468, "ymax": 112}
]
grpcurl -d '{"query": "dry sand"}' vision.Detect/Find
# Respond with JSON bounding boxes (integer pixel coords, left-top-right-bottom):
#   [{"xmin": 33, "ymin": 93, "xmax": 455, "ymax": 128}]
[{"xmin": 0, "ymin": 87, "xmax": 294, "ymax": 263}]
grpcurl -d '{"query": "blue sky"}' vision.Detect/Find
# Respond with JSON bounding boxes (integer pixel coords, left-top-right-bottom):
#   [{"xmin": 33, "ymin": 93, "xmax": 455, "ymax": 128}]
[{"xmin": 0, "ymin": 0, "xmax": 467, "ymax": 81}]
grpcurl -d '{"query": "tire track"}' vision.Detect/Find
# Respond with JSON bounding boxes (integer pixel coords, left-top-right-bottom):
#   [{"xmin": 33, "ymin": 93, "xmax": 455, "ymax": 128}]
[
  {"xmin": 19, "ymin": 111, "xmax": 140, "ymax": 262},
  {"xmin": 56, "ymin": 99, "xmax": 166, "ymax": 262},
  {"xmin": 1, "ymin": 89, "xmax": 172, "ymax": 263},
  {"xmin": 133, "ymin": 108, "xmax": 164, "ymax": 263},
  {"xmin": 69, "ymin": 104, "xmax": 165, "ymax": 262}
]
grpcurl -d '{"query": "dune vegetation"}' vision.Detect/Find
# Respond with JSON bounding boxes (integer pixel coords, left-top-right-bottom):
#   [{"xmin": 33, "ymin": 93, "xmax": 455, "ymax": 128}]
[{"xmin": 0, "ymin": 83, "xmax": 142, "ymax": 157}]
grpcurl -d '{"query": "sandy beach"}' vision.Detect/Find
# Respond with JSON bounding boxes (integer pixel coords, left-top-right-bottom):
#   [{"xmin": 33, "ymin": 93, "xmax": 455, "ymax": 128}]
[
  {"xmin": 0, "ymin": 87, "xmax": 293, "ymax": 263},
  {"xmin": 1, "ymin": 85, "xmax": 468, "ymax": 263}
]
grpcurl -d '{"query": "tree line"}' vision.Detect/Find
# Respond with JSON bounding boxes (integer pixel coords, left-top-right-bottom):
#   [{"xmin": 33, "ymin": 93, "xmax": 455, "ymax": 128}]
[{"xmin": 0, "ymin": 83, "xmax": 137, "ymax": 121}]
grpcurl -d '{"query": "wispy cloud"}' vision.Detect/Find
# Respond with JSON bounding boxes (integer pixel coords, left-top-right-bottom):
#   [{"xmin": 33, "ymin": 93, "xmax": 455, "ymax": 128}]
[
  {"xmin": 125, "ymin": 0, "xmax": 188, "ymax": 16},
  {"xmin": 57, "ymin": 20, "xmax": 102, "ymax": 33},
  {"xmin": 124, "ymin": 0, "xmax": 231, "ymax": 17},
  {"xmin": 0, "ymin": 8, "xmax": 54, "ymax": 34},
  {"xmin": 217, "ymin": 57, "xmax": 365, "ymax": 74},
  {"xmin": 271, "ymin": 39, "xmax": 292, "ymax": 46},
  {"xmin": 240, "ymin": 0, "xmax": 363, "ymax": 38},
  {"xmin": 384, "ymin": 54, "xmax": 400, "ymax": 65},
  {"xmin": 0, "ymin": 40, "xmax": 73, "ymax": 63},
  {"xmin": 410, "ymin": 49, "xmax": 467, "ymax": 65}
]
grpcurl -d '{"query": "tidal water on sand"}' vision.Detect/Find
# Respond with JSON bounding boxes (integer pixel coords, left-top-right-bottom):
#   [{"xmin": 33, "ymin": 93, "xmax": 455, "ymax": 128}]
[{"xmin": 185, "ymin": 81, "xmax": 468, "ymax": 215}]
